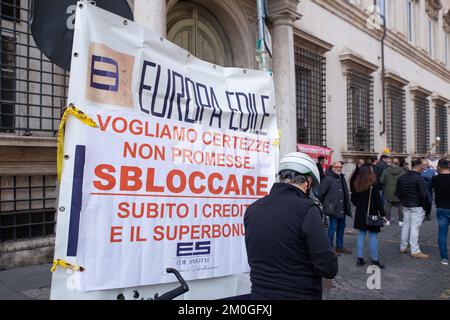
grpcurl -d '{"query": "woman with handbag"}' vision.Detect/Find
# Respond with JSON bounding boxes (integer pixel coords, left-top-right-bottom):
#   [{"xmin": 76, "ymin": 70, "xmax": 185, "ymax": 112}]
[{"xmin": 353, "ymin": 164, "xmax": 387, "ymax": 268}]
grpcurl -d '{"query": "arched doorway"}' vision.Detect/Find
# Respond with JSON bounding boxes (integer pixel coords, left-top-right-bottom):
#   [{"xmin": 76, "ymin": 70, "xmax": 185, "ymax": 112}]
[{"xmin": 167, "ymin": 1, "xmax": 233, "ymax": 66}]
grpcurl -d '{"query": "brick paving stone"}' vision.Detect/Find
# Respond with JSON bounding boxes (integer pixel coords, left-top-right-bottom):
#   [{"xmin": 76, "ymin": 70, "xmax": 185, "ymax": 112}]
[{"xmin": 323, "ymin": 208, "xmax": 450, "ymax": 300}]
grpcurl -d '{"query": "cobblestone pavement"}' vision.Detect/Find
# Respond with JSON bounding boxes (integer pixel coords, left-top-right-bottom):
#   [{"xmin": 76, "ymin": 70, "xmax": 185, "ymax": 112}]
[
  {"xmin": 0, "ymin": 210, "xmax": 449, "ymax": 300},
  {"xmin": 323, "ymin": 209, "xmax": 450, "ymax": 300},
  {"xmin": 0, "ymin": 264, "xmax": 51, "ymax": 300}
]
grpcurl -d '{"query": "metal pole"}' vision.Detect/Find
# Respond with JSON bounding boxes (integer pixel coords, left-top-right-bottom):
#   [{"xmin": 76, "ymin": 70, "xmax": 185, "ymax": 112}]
[
  {"xmin": 378, "ymin": 0, "xmax": 387, "ymax": 137},
  {"xmin": 256, "ymin": 0, "xmax": 270, "ymax": 71}
]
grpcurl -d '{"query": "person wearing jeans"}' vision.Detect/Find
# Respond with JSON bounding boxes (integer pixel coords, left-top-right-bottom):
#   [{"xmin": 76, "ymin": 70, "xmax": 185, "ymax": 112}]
[
  {"xmin": 327, "ymin": 216, "xmax": 346, "ymax": 249},
  {"xmin": 432, "ymin": 158, "xmax": 450, "ymax": 265},
  {"xmin": 319, "ymin": 161, "xmax": 353, "ymax": 255},
  {"xmin": 353, "ymin": 164, "xmax": 386, "ymax": 268},
  {"xmin": 357, "ymin": 230, "xmax": 379, "ymax": 263},
  {"xmin": 437, "ymin": 209, "xmax": 450, "ymax": 263},
  {"xmin": 396, "ymin": 159, "xmax": 429, "ymax": 259}
]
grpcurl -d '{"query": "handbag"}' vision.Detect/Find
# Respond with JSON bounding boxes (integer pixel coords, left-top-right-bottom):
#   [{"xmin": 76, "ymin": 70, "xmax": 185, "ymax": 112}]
[
  {"xmin": 366, "ymin": 186, "xmax": 384, "ymax": 227},
  {"xmin": 323, "ymin": 203, "xmax": 338, "ymax": 216}
]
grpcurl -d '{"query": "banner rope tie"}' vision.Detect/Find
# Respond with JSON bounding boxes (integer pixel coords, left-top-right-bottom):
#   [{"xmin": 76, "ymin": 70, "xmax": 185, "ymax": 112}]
[
  {"xmin": 50, "ymin": 259, "xmax": 85, "ymax": 272},
  {"xmin": 57, "ymin": 104, "xmax": 98, "ymax": 183}
]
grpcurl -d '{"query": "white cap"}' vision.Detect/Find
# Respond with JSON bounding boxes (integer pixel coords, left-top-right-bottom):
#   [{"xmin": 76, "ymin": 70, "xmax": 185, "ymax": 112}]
[{"xmin": 278, "ymin": 152, "xmax": 321, "ymax": 186}]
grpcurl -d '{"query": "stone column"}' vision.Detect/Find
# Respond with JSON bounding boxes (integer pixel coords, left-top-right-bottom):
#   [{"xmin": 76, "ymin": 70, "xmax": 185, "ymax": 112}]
[
  {"xmin": 133, "ymin": 0, "xmax": 167, "ymax": 37},
  {"xmin": 419, "ymin": 0, "xmax": 427, "ymax": 50},
  {"xmin": 268, "ymin": 0, "xmax": 301, "ymax": 158},
  {"xmin": 438, "ymin": 9, "xmax": 444, "ymax": 63},
  {"xmin": 444, "ymin": 11, "xmax": 450, "ymax": 66},
  {"xmin": 394, "ymin": 0, "xmax": 405, "ymax": 36}
]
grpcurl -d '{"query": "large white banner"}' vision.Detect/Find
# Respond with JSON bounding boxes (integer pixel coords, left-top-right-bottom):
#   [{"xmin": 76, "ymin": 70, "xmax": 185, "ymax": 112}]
[{"xmin": 51, "ymin": 3, "xmax": 277, "ymax": 298}]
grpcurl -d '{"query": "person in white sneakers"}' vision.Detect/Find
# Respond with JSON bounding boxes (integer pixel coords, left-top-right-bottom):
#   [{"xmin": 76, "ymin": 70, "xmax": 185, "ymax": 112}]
[{"xmin": 396, "ymin": 159, "xmax": 429, "ymax": 259}]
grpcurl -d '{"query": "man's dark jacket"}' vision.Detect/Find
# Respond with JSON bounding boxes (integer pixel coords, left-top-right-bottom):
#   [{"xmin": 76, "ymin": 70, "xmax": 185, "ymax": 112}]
[
  {"xmin": 318, "ymin": 171, "xmax": 352, "ymax": 218},
  {"xmin": 375, "ymin": 160, "xmax": 388, "ymax": 180},
  {"xmin": 396, "ymin": 171, "xmax": 428, "ymax": 209},
  {"xmin": 317, "ymin": 162, "xmax": 325, "ymax": 182},
  {"xmin": 244, "ymin": 183, "xmax": 338, "ymax": 300}
]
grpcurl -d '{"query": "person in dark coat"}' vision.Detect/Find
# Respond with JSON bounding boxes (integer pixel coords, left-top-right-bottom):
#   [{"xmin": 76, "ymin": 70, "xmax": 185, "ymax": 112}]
[
  {"xmin": 420, "ymin": 159, "xmax": 437, "ymax": 221},
  {"xmin": 432, "ymin": 158, "xmax": 450, "ymax": 265},
  {"xmin": 318, "ymin": 161, "xmax": 353, "ymax": 255},
  {"xmin": 245, "ymin": 152, "xmax": 338, "ymax": 300},
  {"xmin": 375, "ymin": 154, "xmax": 389, "ymax": 208},
  {"xmin": 353, "ymin": 164, "xmax": 386, "ymax": 268},
  {"xmin": 312, "ymin": 156, "xmax": 326, "ymax": 199},
  {"xmin": 350, "ymin": 159, "xmax": 365, "ymax": 206},
  {"xmin": 316, "ymin": 156, "xmax": 326, "ymax": 182},
  {"xmin": 380, "ymin": 158, "xmax": 405, "ymax": 226},
  {"xmin": 375, "ymin": 154, "xmax": 389, "ymax": 180}
]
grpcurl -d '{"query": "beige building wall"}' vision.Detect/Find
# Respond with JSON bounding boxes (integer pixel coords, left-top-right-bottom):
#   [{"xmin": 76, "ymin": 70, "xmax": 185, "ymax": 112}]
[{"xmin": 297, "ymin": 0, "xmax": 450, "ymax": 176}]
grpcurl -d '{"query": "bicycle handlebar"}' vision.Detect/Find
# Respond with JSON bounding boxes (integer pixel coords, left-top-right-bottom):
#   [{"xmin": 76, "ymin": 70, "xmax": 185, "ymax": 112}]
[
  {"xmin": 116, "ymin": 267, "xmax": 189, "ymax": 300},
  {"xmin": 155, "ymin": 268, "xmax": 189, "ymax": 300}
]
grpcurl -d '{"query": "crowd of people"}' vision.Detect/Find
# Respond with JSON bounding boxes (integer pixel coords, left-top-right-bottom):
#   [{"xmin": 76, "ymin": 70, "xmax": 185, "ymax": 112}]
[
  {"xmin": 244, "ymin": 152, "xmax": 449, "ymax": 300},
  {"xmin": 317, "ymin": 154, "xmax": 450, "ymax": 267}
]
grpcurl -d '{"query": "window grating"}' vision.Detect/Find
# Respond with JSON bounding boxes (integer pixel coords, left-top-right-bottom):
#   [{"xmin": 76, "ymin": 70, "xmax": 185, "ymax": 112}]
[
  {"xmin": 435, "ymin": 104, "xmax": 448, "ymax": 155},
  {"xmin": 386, "ymin": 84, "xmax": 406, "ymax": 153},
  {"xmin": 0, "ymin": 0, "xmax": 68, "ymax": 136},
  {"xmin": 1, "ymin": 0, "xmax": 20, "ymax": 23},
  {"xmin": 0, "ymin": 175, "xmax": 56, "ymax": 242},
  {"xmin": 346, "ymin": 69, "xmax": 374, "ymax": 152},
  {"xmin": 294, "ymin": 46, "xmax": 326, "ymax": 147},
  {"xmin": 414, "ymin": 95, "xmax": 430, "ymax": 155}
]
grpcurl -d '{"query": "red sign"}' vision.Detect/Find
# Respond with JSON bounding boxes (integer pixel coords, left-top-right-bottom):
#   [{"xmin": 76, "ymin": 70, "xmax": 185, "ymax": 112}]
[{"xmin": 297, "ymin": 144, "xmax": 333, "ymax": 169}]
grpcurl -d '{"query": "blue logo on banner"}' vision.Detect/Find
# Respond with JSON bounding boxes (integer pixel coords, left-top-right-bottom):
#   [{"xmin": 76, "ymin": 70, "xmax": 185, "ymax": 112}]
[
  {"xmin": 176, "ymin": 241, "xmax": 211, "ymax": 257},
  {"xmin": 90, "ymin": 55, "xmax": 119, "ymax": 92}
]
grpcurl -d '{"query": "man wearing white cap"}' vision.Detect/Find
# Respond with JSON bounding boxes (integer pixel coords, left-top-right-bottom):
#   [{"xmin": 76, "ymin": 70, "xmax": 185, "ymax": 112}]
[{"xmin": 244, "ymin": 152, "xmax": 338, "ymax": 300}]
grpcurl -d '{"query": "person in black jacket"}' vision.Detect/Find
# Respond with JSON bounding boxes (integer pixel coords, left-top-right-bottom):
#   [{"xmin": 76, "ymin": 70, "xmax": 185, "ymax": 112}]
[
  {"xmin": 316, "ymin": 156, "xmax": 326, "ymax": 182},
  {"xmin": 311, "ymin": 156, "xmax": 326, "ymax": 199},
  {"xmin": 420, "ymin": 159, "xmax": 437, "ymax": 221},
  {"xmin": 244, "ymin": 152, "xmax": 338, "ymax": 300},
  {"xmin": 396, "ymin": 159, "xmax": 429, "ymax": 259},
  {"xmin": 350, "ymin": 159, "xmax": 365, "ymax": 206},
  {"xmin": 375, "ymin": 154, "xmax": 389, "ymax": 180},
  {"xmin": 353, "ymin": 164, "xmax": 386, "ymax": 268},
  {"xmin": 375, "ymin": 154, "xmax": 389, "ymax": 208},
  {"xmin": 318, "ymin": 161, "xmax": 353, "ymax": 255},
  {"xmin": 431, "ymin": 158, "xmax": 450, "ymax": 265}
]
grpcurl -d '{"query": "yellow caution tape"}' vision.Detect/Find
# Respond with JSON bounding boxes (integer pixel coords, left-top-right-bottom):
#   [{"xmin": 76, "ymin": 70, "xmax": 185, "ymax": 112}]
[
  {"xmin": 272, "ymin": 129, "xmax": 281, "ymax": 147},
  {"xmin": 50, "ymin": 259, "xmax": 85, "ymax": 272},
  {"xmin": 57, "ymin": 104, "xmax": 98, "ymax": 183}
]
